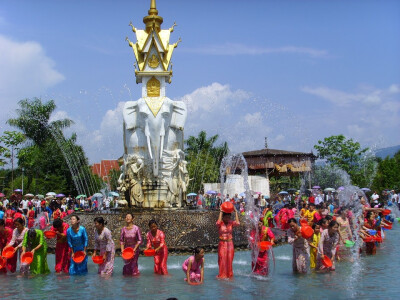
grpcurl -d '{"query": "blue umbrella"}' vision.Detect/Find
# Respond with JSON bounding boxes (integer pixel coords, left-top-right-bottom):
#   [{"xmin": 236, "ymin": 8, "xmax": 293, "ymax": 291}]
[
  {"xmin": 14, "ymin": 189, "xmax": 22, "ymax": 192},
  {"xmin": 279, "ymin": 191, "xmax": 288, "ymax": 195},
  {"xmin": 187, "ymin": 193, "xmax": 197, "ymax": 196},
  {"xmin": 56, "ymin": 193, "xmax": 65, "ymax": 198},
  {"xmin": 239, "ymin": 192, "xmax": 246, "ymax": 197},
  {"xmin": 206, "ymin": 190, "xmax": 217, "ymax": 195},
  {"xmin": 108, "ymin": 192, "xmax": 120, "ymax": 197}
]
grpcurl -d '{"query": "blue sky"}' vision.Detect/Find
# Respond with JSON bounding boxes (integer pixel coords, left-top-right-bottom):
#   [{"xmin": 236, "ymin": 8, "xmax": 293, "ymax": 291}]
[{"xmin": 1, "ymin": 0, "xmax": 399, "ymax": 163}]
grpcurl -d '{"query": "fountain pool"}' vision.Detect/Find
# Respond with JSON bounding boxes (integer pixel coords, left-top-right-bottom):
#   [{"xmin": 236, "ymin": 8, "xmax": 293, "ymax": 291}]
[{"xmin": 0, "ymin": 224, "xmax": 399, "ymax": 300}]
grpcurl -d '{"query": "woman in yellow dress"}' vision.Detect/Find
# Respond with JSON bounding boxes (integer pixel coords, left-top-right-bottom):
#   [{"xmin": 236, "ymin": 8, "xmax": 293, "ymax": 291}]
[{"xmin": 309, "ymin": 223, "xmax": 321, "ymax": 269}]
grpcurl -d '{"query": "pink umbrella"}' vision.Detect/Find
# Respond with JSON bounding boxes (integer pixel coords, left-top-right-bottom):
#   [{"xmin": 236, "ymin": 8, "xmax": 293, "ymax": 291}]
[{"xmin": 0, "ymin": 193, "xmax": 4, "ymax": 197}]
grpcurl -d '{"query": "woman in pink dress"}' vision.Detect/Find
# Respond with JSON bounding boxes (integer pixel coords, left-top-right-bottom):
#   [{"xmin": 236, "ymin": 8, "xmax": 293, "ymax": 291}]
[
  {"xmin": 216, "ymin": 206, "xmax": 240, "ymax": 279},
  {"xmin": 145, "ymin": 220, "xmax": 168, "ymax": 275},
  {"xmin": 7, "ymin": 218, "xmax": 29, "ymax": 273},
  {"xmin": 182, "ymin": 247, "xmax": 204, "ymax": 284},
  {"xmin": 93, "ymin": 217, "xmax": 115, "ymax": 276},
  {"xmin": 120, "ymin": 213, "xmax": 142, "ymax": 276},
  {"xmin": 316, "ymin": 220, "xmax": 339, "ymax": 271},
  {"xmin": 250, "ymin": 218, "xmax": 275, "ymax": 276},
  {"xmin": 51, "ymin": 218, "xmax": 70, "ymax": 273}
]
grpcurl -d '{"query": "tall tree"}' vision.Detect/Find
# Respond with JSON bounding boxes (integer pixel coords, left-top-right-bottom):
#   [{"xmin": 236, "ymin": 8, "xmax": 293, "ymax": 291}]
[
  {"xmin": 185, "ymin": 131, "xmax": 229, "ymax": 193},
  {"xmin": 314, "ymin": 135, "xmax": 377, "ymax": 187},
  {"xmin": 372, "ymin": 151, "xmax": 400, "ymax": 191},
  {"xmin": 0, "ymin": 131, "xmax": 26, "ymax": 190},
  {"xmin": 7, "ymin": 98, "xmax": 73, "ymax": 146}
]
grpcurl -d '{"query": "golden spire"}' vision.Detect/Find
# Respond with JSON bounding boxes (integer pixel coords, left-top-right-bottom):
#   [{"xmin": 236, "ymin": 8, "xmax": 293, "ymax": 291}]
[{"xmin": 143, "ymin": 0, "xmax": 163, "ymax": 32}]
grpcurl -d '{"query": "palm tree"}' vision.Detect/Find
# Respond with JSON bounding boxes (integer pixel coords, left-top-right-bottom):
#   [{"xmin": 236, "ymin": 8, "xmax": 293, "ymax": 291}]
[{"xmin": 7, "ymin": 98, "xmax": 73, "ymax": 146}]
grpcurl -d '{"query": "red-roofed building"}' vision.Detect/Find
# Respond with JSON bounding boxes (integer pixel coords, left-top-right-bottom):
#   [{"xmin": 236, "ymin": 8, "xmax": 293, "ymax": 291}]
[{"xmin": 91, "ymin": 160, "xmax": 120, "ymax": 185}]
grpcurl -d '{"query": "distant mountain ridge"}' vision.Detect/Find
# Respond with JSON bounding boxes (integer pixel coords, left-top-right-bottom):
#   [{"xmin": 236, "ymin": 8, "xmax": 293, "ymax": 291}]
[{"xmin": 375, "ymin": 145, "xmax": 400, "ymax": 159}]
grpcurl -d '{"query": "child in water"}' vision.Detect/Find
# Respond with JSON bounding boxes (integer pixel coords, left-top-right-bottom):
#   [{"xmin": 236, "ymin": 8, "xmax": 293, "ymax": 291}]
[
  {"xmin": 182, "ymin": 247, "xmax": 205, "ymax": 284},
  {"xmin": 309, "ymin": 223, "xmax": 321, "ymax": 269}
]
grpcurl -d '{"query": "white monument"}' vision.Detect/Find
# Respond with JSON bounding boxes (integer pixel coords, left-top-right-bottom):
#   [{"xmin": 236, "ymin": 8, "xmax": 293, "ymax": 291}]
[{"xmin": 118, "ymin": 0, "xmax": 187, "ymax": 208}]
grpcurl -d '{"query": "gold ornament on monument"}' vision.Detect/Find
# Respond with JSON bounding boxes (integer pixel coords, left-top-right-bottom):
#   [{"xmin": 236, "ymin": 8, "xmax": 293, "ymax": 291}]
[
  {"xmin": 146, "ymin": 76, "xmax": 160, "ymax": 97},
  {"xmin": 148, "ymin": 54, "xmax": 160, "ymax": 68}
]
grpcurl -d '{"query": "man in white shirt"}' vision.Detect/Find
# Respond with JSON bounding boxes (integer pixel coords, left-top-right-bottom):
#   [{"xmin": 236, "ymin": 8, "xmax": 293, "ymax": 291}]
[
  {"xmin": 21, "ymin": 198, "xmax": 29, "ymax": 215},
  {"xmin": 371, "ymin": 191, "xmax": 379, "ymax": 204},
  {"xmin": 315, "ymin": 192, "xmax": 324, "ymax": 206}
]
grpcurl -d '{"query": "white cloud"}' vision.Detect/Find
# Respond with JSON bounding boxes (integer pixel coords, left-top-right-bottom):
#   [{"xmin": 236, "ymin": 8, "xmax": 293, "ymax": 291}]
[
  {"xmin": 301, "ymin": 84, "xmax": 400, "ymax": 147},
  {"xmin": 0, "ymin": 34, "xmax": 64, "ymax": 125},
  {"xmin": 182, "ymin": 43, "xmax": 328, "ymax": 58}
]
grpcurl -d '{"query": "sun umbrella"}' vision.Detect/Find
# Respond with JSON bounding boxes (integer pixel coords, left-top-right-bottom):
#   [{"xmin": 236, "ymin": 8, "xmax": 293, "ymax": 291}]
[
  {"xmin": 14, "ymin": 189, "xmax": 22, "ymax": 192},
  {"xmin": 0, "ymin": 193, "xmax": 5, "ymax": 197},
  {"xmin": 56, "ymin": 193, "xmax": 65, "ymax": 198},
  {"xmin": 279, "ymin": 191, "xmax": 288, "ymax": 195},
  {"xmin": 264, "ymin": 195, "xmax": 270, "ymax": 199},
  {"xmin": 337, "ymin": 186, "xmax": 345, "ymax": 191},
  {"xmin": 361, "ymin": 188, "xmax": 371, "ymax": 192},
  {"xmin": 76, "ymin": 194, "xmax": 87, "ymax": 199},
  {"xmin": 36, "ymin": 194, "xmax": 44, "ymax": 199},
  {"xmin": 206, "ymin": 190, "xmax": 217, "ymax": 195},
  {"xmin": 108, "ymin": 192, "xmax": 119, "ymax": 197},
  {"xmin": 187, "ymin": 193, "xmax": 197, "ymax": 196},
  {"xmin": 324, "ymin": 188, "xmax": 335, "ymax": 192},
  {"xmin": 287, "ymin": 188, "xmax": 297, "ymax": 193},
  {"xmin": 92, "ymin": 193, "xmax": 103, "ymax": 198},
  {"xmin": 24, "ymin": 193, "xmax": 34, "ymax": 197},
  {"xmin": 46, "ymin": 192, "xmax": 56, "ymax": 196},
  {"xmin": 312, "ymin": 186, "xmax": 321, "ymax": 189},
  {"xmin": 254, "ymin": 191, "xmax": 262, "ymax": 195},
  {"xmin": 239, "ymin": 192, "xmax": 246, "ymax": 197}
]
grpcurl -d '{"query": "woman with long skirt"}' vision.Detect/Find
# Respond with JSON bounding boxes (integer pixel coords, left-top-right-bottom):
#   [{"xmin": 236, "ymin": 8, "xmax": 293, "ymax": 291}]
[
  {"xmin": 251, "ymin": 218, "xmax": 275, "ymax": 276},
  {"xmin": 316, "ymin": 220, "xmax": 340, "ymax": 271},
  {"xmin": 67, "ymin": 214, "xmax": 88, "ymax": 275},
  {"xmin": 120, "ymin": 213, "xmax": 142, "ymax": 276},
  {"xmin": 21, "ymin": 228, "xmax": 50, "ymax": 275},
  {"xmin": 51, "ymin": 218, "xmax": 70, "ymax": 274},
  {"xmin": 216, "ymin": 206, "xmax": 240, "ymax": 279},
  {"xmin": 287, "ymin": 218, "xmax": 310, "ymax": 274},
  {"xmin": 93, "ymin": 217, "xmax": 115, "ymax": 276},
  {"xmin": 145, "ymin": 220, "xmax": 168, "ymax": 275},
  {"xmin": 27, "ymin": 206, "xmax": 35, "ymax": 229},
  {"xmin": 5, "ymin": 205, "xmax": 15, "ymax": 230},
  {"xmin": 7, "ymin": 218, "xmax": 28, "ymax": 273},
  {"xmin": 0, "ymin": 219, "xmax": 13, "ymax": 274}
]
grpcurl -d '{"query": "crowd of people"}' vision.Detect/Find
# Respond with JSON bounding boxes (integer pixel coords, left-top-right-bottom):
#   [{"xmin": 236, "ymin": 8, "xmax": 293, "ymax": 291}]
[{"xmin": 0, "ymin": 188, "xmax": 397, "ymax": 284}]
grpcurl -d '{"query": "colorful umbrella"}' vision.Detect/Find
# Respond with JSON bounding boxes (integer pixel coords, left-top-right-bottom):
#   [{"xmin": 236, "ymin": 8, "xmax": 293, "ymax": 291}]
[
  {"xmin": 0, "ymin": 193, "xmax": 5, "ymax": 197},
  {"xmin": 187, "ymin": 193, "xmax": 197, "ymax": 196},
  {"xmin": 312, "ymin": 186, "xmax": 321, "ymax": 189},
  {"xmin": 56, "ymin": 193, "xmax": 65, "ymax": 198},
  {"xmin": 14, "ymin": 189, "xmax": 22, "ymax": 192},
  {"xmin": 206, "ymin": 190, "xmax": 217, "ymax": 195},
  {"xmin": 108, "ymin": 192, "xmax": 119, "ymax": 197},
  {"xmin": 76, "ymin": 194, "xmax": 87, "ymax": 199}
]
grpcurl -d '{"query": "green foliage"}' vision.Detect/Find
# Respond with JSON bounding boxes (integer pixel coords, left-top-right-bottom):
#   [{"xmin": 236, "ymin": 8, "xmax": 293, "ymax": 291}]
[
  {"xmin": 5, "ymin": 97, "xmax": 103, "ymax": 195},
  {"xmin": 7, "ymin": 98, "xmax": 73, "ymax": 146},
  {"xmin": 269, "ymin": 176, "xmax": 301, "ymax": 195},
  {"xmin": 109, "ymin": 168, "xmax": 121, "ymax": 191},
  {"xmin": 0, "ymin": 131, "xmax": 26, "ymax": 167},
  {"xmin": 372, "ymin": 151, "xmax": 400, "ymax": 191},
  {"xmin": 185, "ymin": 131, "xmax": 229, "ymax": 193},
  {"xmin": 314, "ymin": 135, "xmax": 377, "ymax": 187}
]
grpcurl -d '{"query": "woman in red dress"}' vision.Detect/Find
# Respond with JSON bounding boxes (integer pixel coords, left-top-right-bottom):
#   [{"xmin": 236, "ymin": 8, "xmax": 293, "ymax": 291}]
[
  {"xmin": 363, "ymin": 211, "xmax": 377, "ymax": 255},
  {"xmin": 0, "ymin": 219, "xmax": 13, "ymax": 274},
  {"xmin": 145, "ymin": 220, "xmax": 168, "ymax": 275},
  {"xmin": 50, "ymin": 218, "xmax": 70, "ymax": 273},
  {"xmin": 216, "ymin": 206, "xmax": 240, "ymax": 279},
  {"xmin": 5, "ymin": 205, "xmax": 15, "ymax": 230},
  {"xmin": 250, "ymin": 218, "xmax": 275, "ymax": 276},
  {"xmin": 27, "ymin": 205, "xmax": 36, "ymax": 229}
]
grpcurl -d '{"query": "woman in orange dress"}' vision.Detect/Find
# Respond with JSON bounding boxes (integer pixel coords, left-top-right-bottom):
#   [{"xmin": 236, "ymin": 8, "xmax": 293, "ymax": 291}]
[{"xmin": 216, "ymin": 206, "xmax": 240, "ymax": 279}]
